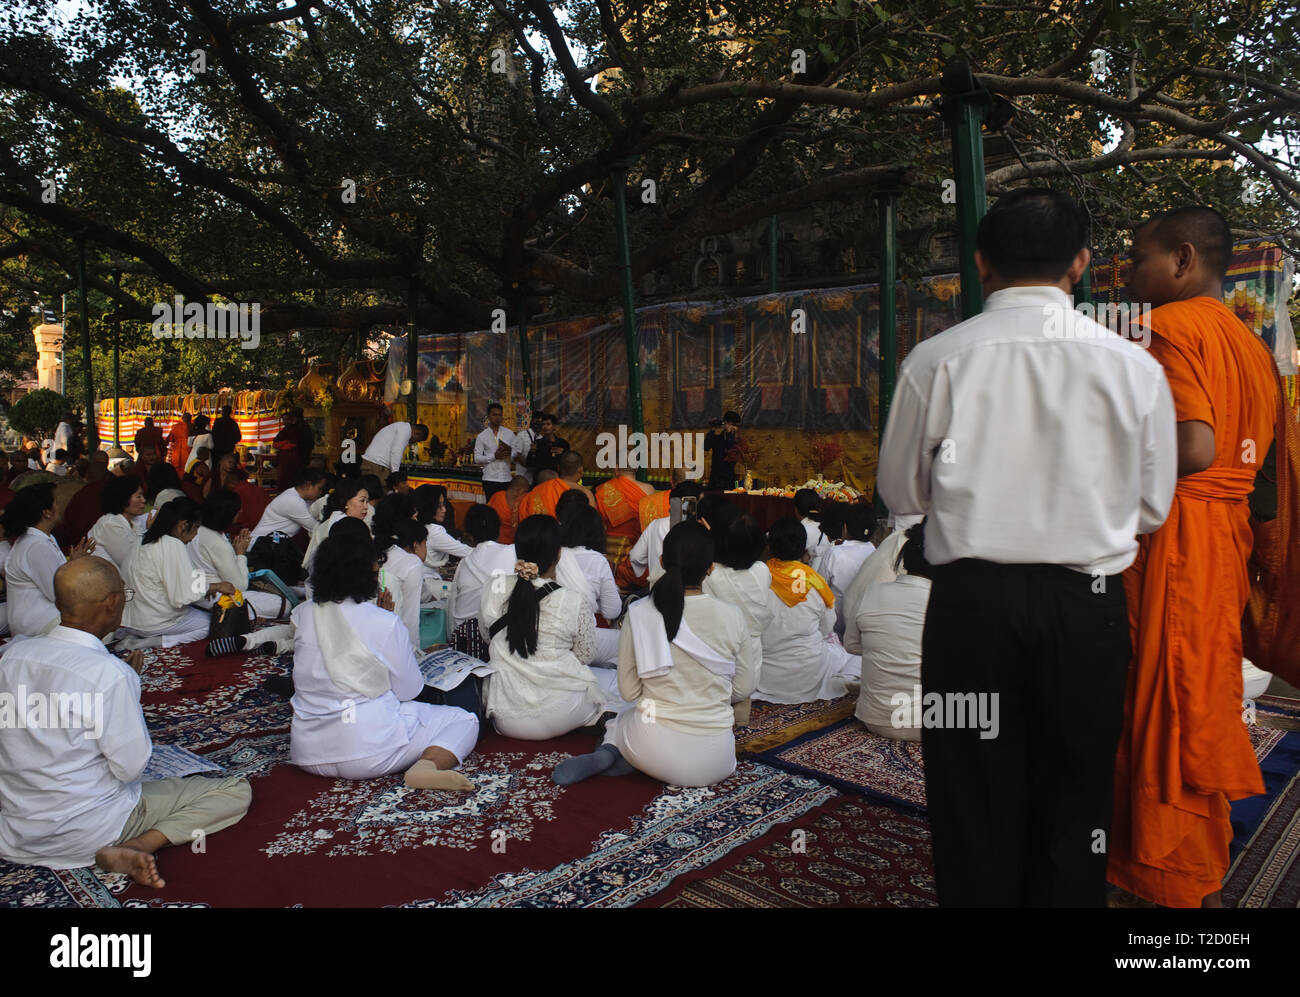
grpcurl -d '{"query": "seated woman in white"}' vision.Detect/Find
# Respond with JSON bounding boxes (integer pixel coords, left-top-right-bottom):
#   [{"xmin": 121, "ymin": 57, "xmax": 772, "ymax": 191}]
[
  {"xmin": 88, "ymin": 475, "xmax": 149, "ymax": 573},
  {"xmin": 302, "ymin": 479, "xmax": 370, "ymax": 591},
  {"xmin": 794, "ymin": 488, "xmax": 832, "ymax": 568},
  {"xmin": 816, "ymin": 505, "xmax": 877, "ymax": 635},
  {"xmin": 188, "ymin": 488, "xmax": 287, "ymax": 621},
  {"xmin": 757, "ymin": 517, "xmax": 861, "ymax": 704},
  {"xmin": 378, "ymin": 518, "xmax": 429, "ymax": 654},
  {"xmin": 2, "ymin": 482, "xmax": 95, "ymax": 637},
  {"xmin": 289, "ymin": 529, "xmax": 478, "ymax": 790},
  {"xmin": 555, "ymin": 521, "xmax": 755, "ymax": 788},
  {"xmin": 555, "ymin": 505, "xmax": 623, "ymax": 666},
  {"xmin": 120, "ymin": 497, "xmax": 236, "ymax": 648},
  {"xmin": 478, "ymin": 514, "xmax": 623, "ymax": 740},
  {"xmin": 414, "ymin": 484, "xmax": 472, "ymax": 573},
  {"xmin": 448, "ymin": 504, "xmax": 516, "ymax": 660},
  {"xmin": 854, "ymin": 523, "xmax": 931, "ymax": 742},
  {"xmin": 701, "ymin": 509, "xmax": 776, "ymax": 723}
]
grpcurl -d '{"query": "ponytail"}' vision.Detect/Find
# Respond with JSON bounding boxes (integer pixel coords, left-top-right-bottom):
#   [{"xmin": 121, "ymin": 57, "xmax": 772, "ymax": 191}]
[
  {"xmin": 143, "ymin": 496, "xmax": 200, "ymax": 545},
  {"xmin": 503, "ymin": 515, "xmax": 562, "ymax": 657},
  {"xmin": 653, "ymin": 521, "xmax": 714, "ymax": 640}
]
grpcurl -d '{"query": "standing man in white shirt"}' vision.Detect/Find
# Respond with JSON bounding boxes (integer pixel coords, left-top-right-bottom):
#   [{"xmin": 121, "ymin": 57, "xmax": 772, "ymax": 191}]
[
  {"xmin": 474, "ymin": 402, "xmax": 518, "ymax": 500},
  {"xmin": 514, "ymin": 410, "xmax": 543, "ymax": 485},
  {"xmin": 876, "ymin": 188, "xmax": 1177, "ymax": 907},
  {"xmin": 0, "ymin": 556, "xmax": 251, "ymax": 887},
  {"xmin": 361, "ymin": 419, "xmax": 429, "ymax": 480}
]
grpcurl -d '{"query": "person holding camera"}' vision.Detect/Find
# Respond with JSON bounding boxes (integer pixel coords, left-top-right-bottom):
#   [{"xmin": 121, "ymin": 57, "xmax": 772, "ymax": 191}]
[{"xmin": 704, "ymin": 411, "xmax": 742, "ymax": 490}]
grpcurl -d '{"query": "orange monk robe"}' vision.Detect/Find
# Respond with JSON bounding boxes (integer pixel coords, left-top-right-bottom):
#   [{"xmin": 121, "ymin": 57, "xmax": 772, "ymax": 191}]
[
  {"xmin": 596, "ymin": 476, "xmax": 649, "ymax": 565},
  {"xmin": 637, "ymin": 490, "xmax": 669, "ymax": 531},
  {"xmin": 520, "ymin": 477, "xmax": 570, "ymax": 519},
  {"xmin": 165, "ymin": 418, "xmax": 190, "ymax": 475},
  {"xmin": 488, "ymin": 489, "xmax": 519, "ymax": 544},
  {"xmin": 1109, "ymin": 297, "xmax": 1277, "ymax": 908}
]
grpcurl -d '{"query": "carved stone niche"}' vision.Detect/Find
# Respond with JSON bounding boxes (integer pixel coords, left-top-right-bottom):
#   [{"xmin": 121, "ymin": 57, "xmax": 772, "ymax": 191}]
[{"xmin": 692, "ymin": 234, "xmax": 733, "ymax": 289}]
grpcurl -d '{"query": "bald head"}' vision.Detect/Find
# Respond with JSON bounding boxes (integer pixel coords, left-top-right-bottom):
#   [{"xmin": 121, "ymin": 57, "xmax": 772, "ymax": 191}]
[
  {"xmin": 1140, "ymin": 206, "xmax": 1233, "ymax": 280},
  {"xmin": 54, "ymin": 557, "xmax": 126, "ymax": 638},
  {"xmin": 506, "ymin": 475, "xmax": 531, "ymax": 497},
  {"xmin": 558, "ymin": 450, "xmax": 584, "ymax": 480}
]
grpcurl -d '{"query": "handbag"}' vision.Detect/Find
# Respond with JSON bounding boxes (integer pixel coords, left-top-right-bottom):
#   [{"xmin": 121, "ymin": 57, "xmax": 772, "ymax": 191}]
[{"xmin": 209, "ymin": 591, "xmax": 254, "ymax": 641}]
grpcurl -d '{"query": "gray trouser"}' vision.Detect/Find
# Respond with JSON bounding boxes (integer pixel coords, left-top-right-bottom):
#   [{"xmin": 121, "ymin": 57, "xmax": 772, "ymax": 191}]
[{"xmin": 115, "ymin": 776, "xmax": 252, "ymax": 848}]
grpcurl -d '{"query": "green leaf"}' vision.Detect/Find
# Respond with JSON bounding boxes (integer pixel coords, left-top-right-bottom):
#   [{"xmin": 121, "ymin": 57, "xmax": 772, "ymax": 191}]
[{"xmin": 941, "ymin": 42, "xmax": 957, "ymax": 58}]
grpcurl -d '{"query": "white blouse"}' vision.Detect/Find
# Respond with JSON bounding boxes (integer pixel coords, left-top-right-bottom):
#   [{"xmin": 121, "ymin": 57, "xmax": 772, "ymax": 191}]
[
  {"xmin": 288, "ymin": 598, "xmax": 426, "ymax": 767},
  {"xmin": 123, "ymin": 535, "xmax": 205, "ymax": 633},
  {"xmin": 422, "ymin": 522, "xmax": 472, "ymax": 569},
  {"xmin": 448, "ymin": 541, "xmax": 516, "ymax": 632},
  {"xmin": 478, "ymin": 575, "xmax": 609, "ymax": 721},
  {"xmin": 556, "ymin": 546, "xmax": 621, "ymax": 619},
  {"xmin": 189, "ymin": 525, "xmax": 250, "ymax": 590},
  {"xmin": 88, "ymin": 513, "xmax": 144, "ymax": 573},
  {"xmin": 381, "ymin": 544, "xmax": 426, "ymax": 652},
  {"xmin": 3, "ymin": 529, "xmax": 64, "ymax": 636}
]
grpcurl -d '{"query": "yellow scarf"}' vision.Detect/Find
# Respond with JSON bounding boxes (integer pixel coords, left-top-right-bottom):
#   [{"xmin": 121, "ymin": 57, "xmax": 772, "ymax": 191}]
[{"xmin": 767, "ymin": 558, "xmax": 834, "ymax": 609}]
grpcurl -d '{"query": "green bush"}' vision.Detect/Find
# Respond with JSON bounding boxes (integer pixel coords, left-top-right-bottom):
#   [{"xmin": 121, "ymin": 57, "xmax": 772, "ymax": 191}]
[{"xmin": 7, "ymin": 388, "xmax": 67, "ymax": 440}]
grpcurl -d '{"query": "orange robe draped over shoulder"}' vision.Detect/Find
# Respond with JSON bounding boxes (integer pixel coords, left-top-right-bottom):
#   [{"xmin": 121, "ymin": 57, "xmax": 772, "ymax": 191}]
[
  {"xmin": 637, "ymin": 490, "xmax": 669, "ymax": 531},
  {"xmin": 598, "ymin": 475, "xmax": 651, "ymax": 571},
  {"xmin": 488, "ymin": 489, "xmax": 519, "ymax": 544},
  {"xmin": 166, "ymin": 420, "xmax": 190, "ymax": 475},
  {"xmin": 1109, "ymin": 297, "xmax": 1277, "ymax": 907},
  {"xmin": 520, "ymin": 477, "xmax": 570, "ymax": 519}
]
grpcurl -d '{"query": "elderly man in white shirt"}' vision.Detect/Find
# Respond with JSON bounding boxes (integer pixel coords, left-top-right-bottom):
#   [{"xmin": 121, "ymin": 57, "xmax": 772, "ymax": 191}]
[
  {"xmin": 474, "ymin": 402, "xmax": 520, "ymax": 500},
  {"xmin": 0, "ymin": 557, "xmax": 250, "ymax": 887},
  {"xmin": 875, "ymin": 188, "xmax": 1177, "ymax": 908},
  {"xmin": 361, "ymin": 420, "xmax": 429, "ymax": 479}
]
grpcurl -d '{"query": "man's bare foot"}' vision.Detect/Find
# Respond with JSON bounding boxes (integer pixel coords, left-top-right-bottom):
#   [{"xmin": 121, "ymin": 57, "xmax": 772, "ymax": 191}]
[
  {"xmin": 95, "ymin": 846, "xmax": 166, "ymax": 889},
  {"xmin": 403, "ymin": 759, "xmax": 475, "ymax": 791}
]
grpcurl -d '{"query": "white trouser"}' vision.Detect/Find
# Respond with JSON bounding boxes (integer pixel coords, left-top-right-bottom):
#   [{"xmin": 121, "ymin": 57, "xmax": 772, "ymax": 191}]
[
  {"xmin": 297, "ymin": 703, "xmax": 479, "ymax": 779},
  {"xmin": 591, "ymin": 626, "xmax": 621, "ymax": 666},
  {"xmin": 605, "ymin": 708, "xmax": 736, "ymax": 787},
  {"xmin": 119, "ymin": 605, "xmax": 212, "ymax": 648},
  {"xmin": 491, "ymin": 668, "xmax": 625, "ymax": 740}
]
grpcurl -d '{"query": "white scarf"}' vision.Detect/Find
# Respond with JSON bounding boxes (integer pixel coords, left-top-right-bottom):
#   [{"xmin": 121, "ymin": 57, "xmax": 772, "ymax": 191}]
[
  {"xmin": 313, "ymin": 600, "xmax": 391, "ymax": 700},
  {"xmin": 627, "ymin": 596, "xmax": 736, "ymax": 680}
]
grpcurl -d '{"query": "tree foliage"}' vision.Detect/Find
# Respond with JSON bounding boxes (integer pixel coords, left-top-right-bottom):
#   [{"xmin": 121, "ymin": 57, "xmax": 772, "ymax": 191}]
[
  {"xmin": 0, "ymin": 0, "xmax": 1294, "ymax": 355},
  {"xmin": 7, "ymin": 386, "xmax": 64, "ymax": 438}
]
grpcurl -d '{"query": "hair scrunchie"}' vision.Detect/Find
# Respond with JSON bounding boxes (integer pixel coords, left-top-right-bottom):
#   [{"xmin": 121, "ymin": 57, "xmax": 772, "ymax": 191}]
[{"xmin": 515, "ymin": 560, "xmax": 539, "ymax": 581}]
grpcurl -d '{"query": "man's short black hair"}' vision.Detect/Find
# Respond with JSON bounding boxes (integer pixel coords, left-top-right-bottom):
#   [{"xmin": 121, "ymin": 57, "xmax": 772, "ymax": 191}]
[
  {"xmin": 723, "ymin": 411, "xmax": 740, "ymax": 424},
  {"xmin": 976, "ymin": 187, "xmax": 1089, "ymax": 282},
  {"xmin": 1141, "ymin": 205, "xmax": 1233, "ymax": 280},
  {"xmin": 487, "ymin": 402, "xmax": 503, "ymax": 414}
]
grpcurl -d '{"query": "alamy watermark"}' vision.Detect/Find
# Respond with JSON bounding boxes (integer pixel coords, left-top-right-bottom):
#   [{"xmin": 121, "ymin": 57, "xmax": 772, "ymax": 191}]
[
  {"xmin": 595, "ymin": 425, "xmax": 705, "ymax": 479},
  {"xmin": 0, "ymin": 686, "xmax": 105, "ymax": 740},
  {"xmin": 151, "ymin": 296, "xmax": 260, "ymax": 349},
  {"xmin": 1043, "ymin": 302, "xmax": 1152, "ymax": 348},
  {"xmin": 890, "ymin": 685, "xmax": 1000, "ymax": 739}
]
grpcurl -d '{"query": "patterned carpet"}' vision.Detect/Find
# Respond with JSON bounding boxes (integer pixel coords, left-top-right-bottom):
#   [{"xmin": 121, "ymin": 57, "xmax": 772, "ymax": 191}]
[{"xmin": 734, "ymin": 695, "xmax": 856, "ymax": 756}]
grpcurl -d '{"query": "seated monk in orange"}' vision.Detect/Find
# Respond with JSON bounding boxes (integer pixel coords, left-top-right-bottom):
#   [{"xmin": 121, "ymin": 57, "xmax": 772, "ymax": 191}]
[
  {"xmin": 1109, "ymin": 206, "xmax": 1279, "ymax": 908},
  {"xmin": 596, "ymin": 466, "xmax": 655, "ymax": 567},
  {"xmin": 636, "ymin": 466, "xmax": 684, "ymax": 531},
  {"xmin": 487, "ymin": 476, "xmax": 530, "ymax": 544},
  {"xmin": 520, "ymin": 451, "xmax": 593, "ymax": 518}
]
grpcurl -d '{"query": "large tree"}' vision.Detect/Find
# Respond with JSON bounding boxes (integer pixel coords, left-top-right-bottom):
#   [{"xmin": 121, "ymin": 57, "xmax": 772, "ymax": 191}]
[{"xmin": 0, "ymin": 0, "xmax": 1294, "ymax": 346}]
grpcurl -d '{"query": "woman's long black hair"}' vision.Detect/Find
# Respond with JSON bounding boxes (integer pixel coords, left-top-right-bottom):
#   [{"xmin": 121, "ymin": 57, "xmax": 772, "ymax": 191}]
[
  {"xmin": 200, "ymin": 489, "xmax": 242, "ymax": 533},
  {"xmin": 652, "ymin": 521, "xmax": 714, "ymax": 640},
  {"xmin": 413, "ymin": 484, "xmax": 450, "ymax": 527},
  {"xmin": 371, "ymin": 492, "xmax": 416, "ymax": 557},
  {"xmin": 0, "ymin": 482, "xmax": 55, "ymax": 537},
  {"xmin": 142, "ymin": 497, "xmax": 201, "ymax": 545},
  {"xmin": 313, "ymin": 524, "xmax": 381, "ymax": 604},
  {"xmin": 557, "ymin": 504, "xmax": 605, "ymax": 553},
  {"xmin": 501, "ymin": 514, "xmax": 562, "ymax": 658}
]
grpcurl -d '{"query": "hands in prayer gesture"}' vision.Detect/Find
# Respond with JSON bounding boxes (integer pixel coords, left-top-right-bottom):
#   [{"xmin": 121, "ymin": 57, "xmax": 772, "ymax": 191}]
[
  {"xmin": 68, "ymin": 537, "xmax": 97, "ymax": 560},
  {"xmin": 377, "ymin": 588, "xmax": 395, "ymax": 612},
  {"xmin": 233, "ymin": 528, "xmax": 252, "ymax": 556}
]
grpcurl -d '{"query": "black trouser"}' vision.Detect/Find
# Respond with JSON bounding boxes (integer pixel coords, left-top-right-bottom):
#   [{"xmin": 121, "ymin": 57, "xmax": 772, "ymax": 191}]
[
  {"xmin": 920, "ymin": 559, "xmax": 1130, "ymax": 907},
  {"xmin": 481, "ymin": 479, "xmax": 508, "ymax": 499}
]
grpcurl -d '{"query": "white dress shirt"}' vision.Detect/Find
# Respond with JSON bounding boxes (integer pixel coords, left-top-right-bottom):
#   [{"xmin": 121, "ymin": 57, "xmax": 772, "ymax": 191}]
[
  {"xmin": 251, "ymin": 487, "xmax": 319, "ymax": 541},
  {"xmin": 89, "ymin": 514, "xmax": 144, "ymax": 574},
  {"xmin": 53, "ymin": 421, "xmax": 73, "ymax": 455},
  {"xmin": 449, "ymin": 541, "xmax": 517, "ymax": 632},
  {"xmin": 422, "ymin": 523, "xmax": 472, "ymax": 569},
  {"xmin": 854, "ymin": 574, "xmax": 932, "ymax": 740},
  {"xmin": 4, "ymin": 529, "xmax": 64, "ymax": 636},
  {"xmin": 842, "ymin": 528, "xmax": 910, "ymax": 655},
  {"xmin": 362, "ymin": 422, "xmax": 413, "ymax": 473},
  {"xmin": 556, "ymin": 546, "xmax": 622, "ymax": 619},
  {"xmin": 0, "ymin": 626, "xmax": 149, "ymax": 868},
  {"xmin": 474, "ymin": 426, "xmax": 520, "ymax": 484},
  {"xmin": 289, "ymin": 599, "xmax": 425, "ymax": 767},
  {"xmin": 381, "ymin": 545, "xmax": 426, "ymax": 651},
  {"xmin": 629, "ymin": 516, "xmax": 671, "ymax": 585},
  {"xmin": 122, "ymin": 535, "xmax": 204, "ymax": 633},
  {"xmin": 877, "ymin": 285, "xmax": 1177, "ymax": 576}
]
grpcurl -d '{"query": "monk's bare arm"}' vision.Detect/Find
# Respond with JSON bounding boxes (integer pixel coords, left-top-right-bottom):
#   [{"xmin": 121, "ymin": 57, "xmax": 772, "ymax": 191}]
[{"xmin": 1176, "ymin": 420, "xmax": 1215, "ymax": 477}]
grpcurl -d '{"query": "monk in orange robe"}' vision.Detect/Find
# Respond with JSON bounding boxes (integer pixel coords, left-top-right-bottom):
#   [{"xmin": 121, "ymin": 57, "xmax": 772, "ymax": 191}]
[
  {"xmin": 520, "ymin": 451, "xmax": 592, "ymax": 518},
  {"xmin": 165, "ymin": 412, "xmax": 191, "ymax": 475},
  {"xmin": 488, "ymin": 476, "xmax": 530, "ymax": 544},
  {"xmin": 596, "ymin": 468, "xmax": 655, "ymax": 565},
  {"xmin": 1109, "ymin": 207, "xmax": 1278, "ymax": 908},
  {"xmin": 636, "ymin": 466, "xmax": 683, "ymax": 530}
]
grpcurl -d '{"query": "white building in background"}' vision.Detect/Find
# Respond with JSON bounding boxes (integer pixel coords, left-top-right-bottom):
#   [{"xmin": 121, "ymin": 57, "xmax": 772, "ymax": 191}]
[{"xmin": 33, "ymin": 322, "xmax": 63, "ymax": 393}]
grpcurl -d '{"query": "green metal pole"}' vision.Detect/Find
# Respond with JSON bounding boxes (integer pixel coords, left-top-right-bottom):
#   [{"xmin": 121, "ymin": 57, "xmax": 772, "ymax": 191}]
[
  {"xmin": 612, "ymin": 167, "xmax": 647, "ymax": 480},
  {"xmin": 768, "ymin": 215, "xmax": 779, "ymax": 293},
  {"xmin": 516, "ymin": 286, "xmax": 533, "ymax": 418},
  {"xmin": 75, "ymin": 235, "xmax": 98, "ymax": 452},
  {"xmin": 939, "ymin": 62, "xmax": 990, "ymax": 320},
  {"xmin": 876, "ymin": 189, "xmax": 900, "ymax": 438},
  {"xmin": 112, "ymin": 268, "xmax": 121, "ymax": 448},
  {"xmin": 406, "ymin": 276, "xmax": 419, "ymax": 451}
]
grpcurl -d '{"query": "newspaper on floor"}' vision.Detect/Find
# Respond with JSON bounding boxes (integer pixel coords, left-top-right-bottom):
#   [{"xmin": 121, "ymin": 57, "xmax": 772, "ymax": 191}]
[
  {"xmin": 418, "ymin": 647, "xmax": 494, "ymax": 691},
  {"xmin": 144, "ymin": 743, "xmax": 224, "ymax": 782}
]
